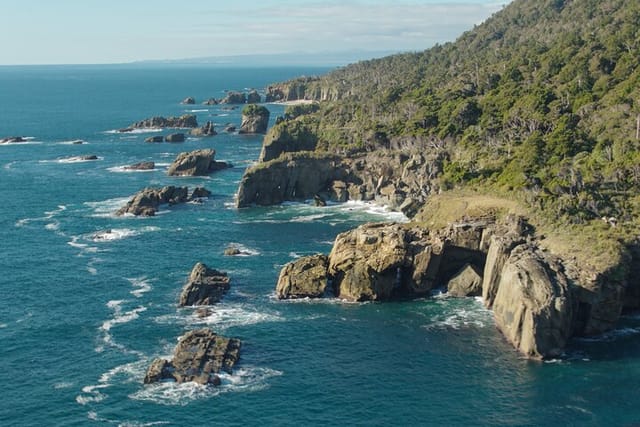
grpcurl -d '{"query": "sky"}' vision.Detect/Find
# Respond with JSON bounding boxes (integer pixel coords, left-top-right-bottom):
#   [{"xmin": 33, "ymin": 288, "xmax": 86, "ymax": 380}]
[{"xmin": 0, "ymin": 0, "xmax": 506, "ymax": 65}]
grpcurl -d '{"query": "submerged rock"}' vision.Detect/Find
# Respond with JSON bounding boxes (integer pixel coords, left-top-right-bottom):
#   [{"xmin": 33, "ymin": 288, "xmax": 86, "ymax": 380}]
[
  {"xmin": 167, "ymin": 149, "xmax": 231, "ymax": 176},
  {"xmin": 203, "ymin": 98, "xmax": 218, "ymax": 105},
  {"xmin": 239, "ymin": 105, "xmax": 270, "ymax": 134},
  {"xmin": 0, "ymin": 136, "xmax": 26, "ymax": 144},
  {"xmin": 144, "ymin": 328, "xmax": 241, "ymax": 385},
  {"xmin": 123, "ymin": 161, "xmax": 155, "ymax": 171},
  {"xmin": 179, "ymin": 262, "xmax": 230, "ymax": 306},
  {"xmin": 144, "ymin": 136, "xmax": 164, "ymax": 143}
]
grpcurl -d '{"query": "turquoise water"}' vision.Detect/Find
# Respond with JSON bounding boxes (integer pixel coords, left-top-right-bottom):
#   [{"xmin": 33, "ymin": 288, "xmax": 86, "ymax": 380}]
[{"xmin": 1, "ymin": 65, "xmax": 639, "ymax": 426}]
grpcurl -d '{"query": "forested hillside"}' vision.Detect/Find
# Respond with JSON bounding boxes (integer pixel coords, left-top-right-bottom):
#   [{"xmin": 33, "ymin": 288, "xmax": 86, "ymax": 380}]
[{"xmin": 268, "ymin": 0, "xmax": 640, "ymax": 230}]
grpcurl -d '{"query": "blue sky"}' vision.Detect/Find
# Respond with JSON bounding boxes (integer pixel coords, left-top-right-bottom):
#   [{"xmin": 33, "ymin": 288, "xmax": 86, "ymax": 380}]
[{"xmin": 0, "ymin": 0, "xmax": 506, "ymax": 65}]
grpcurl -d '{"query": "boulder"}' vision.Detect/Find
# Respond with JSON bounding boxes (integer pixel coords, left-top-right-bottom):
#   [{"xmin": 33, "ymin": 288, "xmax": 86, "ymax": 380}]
[
  {"xmin": 144, "ymin": 328, "xmax": 241, "ymax": 385},
  {"xmin": 167, "ymin": 149, "xmax": 231, "ymax": 176},
  {"xmin": 247, "ymin": 90, "xmax": 261, "ymax": 104},
  {"xmin": 203, "ymin": 98, "xmax": 218, "ymax": 105},
  {"xmin": 179, "ymin": 262, "xmax": 230, "ymax": 306},
  {"xmin": 221, "ymin": 91, "xmax": 246, "ymax": 104},
  {"xmin": 276, "ymin": 255, "xmax": 329, "ymax": 299},
  {"xmin": 124, "ymin": 115, "xmax": 198, "ymax": 130},
  {"xmin": 447, "ymin": 263, "xmax": 482, "ymax": 297},
  {"xmin": 181, "ymin": 96, "xmax": 196, "ymax": 105},
  {"xmin": 224, "ymin": 247, "xmax": 241, "ymax": 256},
  {"xmin": 313, "ymin": 194, "xmax": 327, "ymax": 207},
  {"xmin": 165, "ymin": 133, "xmax": 185, "ymax": 143},
  {"xmin": 115, "ymin": 186, "xmax": 191, "ymax": 216},
  {"xmin": 191, "ymin": 187, "xmax": 212, "ymax": 198},
  {"xmin": 190, "ymin": 121, "xmax": 217, "ymax": 137},
  {"xmin": 144, "ymin": 136, "xmax": 164, "ymax": 143},
  {"xmin": 123, "ymin": 161, "xmax": 155, "ymax": 171},
  {"xmin": 491, "ymin": 245, "xmax": 573, "ymax": 359},
  {"xmin": 239, "ymin": 105, "xmax": 270, "ymax": 134}
]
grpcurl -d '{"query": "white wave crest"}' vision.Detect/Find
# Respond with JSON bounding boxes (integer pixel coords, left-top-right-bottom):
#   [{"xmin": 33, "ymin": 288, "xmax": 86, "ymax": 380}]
[
  {"xmin": 423, "ymin": 297, "xmax": 493, "ymax": 331},
  {"xmin": 225, "ymin": 243, "xmax": 261, "ymax": 257},
  {"xmin": 107, "ymin": 165, "xmax": 155, "ymax": 173},
  {"xmin": 104, "ymin": 128, "xmax": 163, "ymax": 134},
  {"xmin": 84, "ymin": 197, "xmax": 131, "ymax": 218},
  {"xmin": 130, "ymin": 366, "xmax": 282, "ymax": 406},
  {"xmin": 128, "ymin": 277, "xmax": 153, "ymax": 298}
]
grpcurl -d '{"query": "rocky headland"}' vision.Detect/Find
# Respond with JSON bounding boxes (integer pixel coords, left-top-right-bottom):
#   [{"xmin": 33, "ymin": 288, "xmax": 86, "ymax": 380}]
[{"xmin": 239, "ymin": 105, "xmax": 270, "ymax": 134}]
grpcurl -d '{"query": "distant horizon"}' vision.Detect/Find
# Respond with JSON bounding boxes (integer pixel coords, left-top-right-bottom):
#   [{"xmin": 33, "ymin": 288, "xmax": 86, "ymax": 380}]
[{"xmin": 0, "ymin": 1, "xmax": 506, "ymax": 66}]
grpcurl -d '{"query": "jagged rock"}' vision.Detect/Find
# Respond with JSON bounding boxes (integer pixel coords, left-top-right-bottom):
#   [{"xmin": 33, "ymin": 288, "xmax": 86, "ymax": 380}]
[
  {"xmin": 247, "ymin": 90, "xmax": 261, "ymax": 104},
  {"xmin": 190, "ymin": 121, "xmax": 217, "ymax": 137},
  {"xmin": 165, "ymin": 133, "xmax": 185, "ymax": 143},
  {"xmin": 0, "ymin": 136, "xmax": 26, "ymax": 144},
  {"xmin": 276, "ymin": 255, "xmax": 329, "ymax": 299},
  {"xmin": 123, "ymin": 161, "xmax": 155, "ymax": 171},
  {"xmin": 447, "ymin": 263, "xmax": 482, "ymax": 297},
  {"xmin": 313, "ymin": 194, "xmax": 326, "ymax": 207},
  {"xmin": 167, "ymin": 149, "xmax": 230, "ymax": 176},
  {"xmin": 239, "ymin": 105, "xmax": 270, "ymax": 134},
  {"xmin": 491, "ymin": 245, "xmax": 573, "ymax": 359},
  {"xmin": 115, "ymin": 186, "xmax": 192, "ymax": 216},
  {"xmin": 144, "ymin": 136, "xmax": 164, "ymax": 143},
  {"xmin": 224, "ymin": 125, "xmax": 236, "ymax": 133},
  {"xmin": 179, "ymin": 262, "xmax": 230, "ymax": 306},
  {"xmin": 122, "ymin": 115, "xmax": 198, "ymax": 131},
  {"xmin": 203, "ymin": 98, "xmax": 218, "ymax": 105},
  {"xmin": 144, "ymin": 329, "xmax": 241, "ymax": 385},
  {"xmin": 181, "ymin": 96, "xmax": 196, "ymax": 105},
  {"xmin": 221, "ymin": 92, "xmax": 246, "ymax": 104},
  {"xmin": 191, "ymin": 187, "xmax": 211, "ymax": 198}
]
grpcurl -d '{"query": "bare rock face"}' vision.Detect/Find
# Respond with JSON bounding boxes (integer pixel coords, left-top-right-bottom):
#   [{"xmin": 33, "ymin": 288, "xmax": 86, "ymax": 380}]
[
  {"xmin": 447, "ymin": 264, "xmax": 482, "ymax": 297},
  {"xmin": 491, "ymin": 245, "xmax": 573, "ymax": 359},
  {"xmin": 179, "ymin": 262, "xmax": 230, "ymax": 306},
  {"xmin": 221, "ymin": 92, "xmax": 246, "ymax": 104},
  {"xmin": 276, "ymin": 255, "xmax": 329, "ymax": 299},
  {"xmin": 116, "ymin": 186, "xmax": 204, "ymax": 216},
  {"xmin": 144, "ymin": 328, "xmax": 241, "ymax": 385},
  {"xmin": 190, "ymin": 121, "xmax": 217, "ymax": 137},
  {"xmin": 167, "ymin": 149, "xmax": 231, "ymax": 176},
  {"xmin": 239, "ymin": 105, "xmax": 270, "ymax": 134}
]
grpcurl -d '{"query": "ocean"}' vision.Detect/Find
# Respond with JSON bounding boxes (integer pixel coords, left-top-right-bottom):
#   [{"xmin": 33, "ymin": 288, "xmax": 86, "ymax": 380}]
[{"xmin": 1, "ymin": 65, "xmax": 639, "ymax": 426}]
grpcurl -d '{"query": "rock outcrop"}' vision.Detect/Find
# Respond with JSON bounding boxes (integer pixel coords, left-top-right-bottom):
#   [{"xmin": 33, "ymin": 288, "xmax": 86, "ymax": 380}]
[
  {"xmin": 239, "ymin": 105, "xmax": 270, "ymax": 134},
  {"xmin": 203, "ymin": 98, "xmax": 218, "ymax": 106},
  {"xmin": 447, "ymin": 264, "xmax": 482, "ymax": 297},
  {"xmin": 179, "ymin": 262, "xmax": 230, "ymax": 306},
  {"xmin": 247, "ymin": 90, "xmax": 261, "ymax": 104},
  {"xmin": 221, "ymin": 92, "xmax": 246, "ymax": 104},
  {"xmin": 165, "ymin": 133, "xmax": 185, "ymax": 143},
  {"xmin": 190, "ymin": 121, "xmax": 217, "ymax": 137},
  {"xmin": 167, "ymin": 149, "xmax": 231, "ymax": 176},
  {"xmin": 144, "ymin": 328, "xmax": 240, "ymax": 385},
  {"xmin": 276, "ymin": 255, "xmax": 329, "ymax": 299},
  {"xmin": 259, "ymin": 120, "xmax": 318, "ymax": 162},
  {"xmin": 144, "ymin": 136, "xmax": 164, "ymax": 143},
  {"xmin": 120, "ymin": 115, "xmax": 198, "ymax": 132},
  {"xmin": 116, "ymin": 186, "xmax": 206, "ymax": 216},
  {"xmin": 123, "ymin": 161, "xmax": 155, "ymax": 171},
  {"xmin": 181, "ymin": 96, "xmax": 196, "ymax": 105}
]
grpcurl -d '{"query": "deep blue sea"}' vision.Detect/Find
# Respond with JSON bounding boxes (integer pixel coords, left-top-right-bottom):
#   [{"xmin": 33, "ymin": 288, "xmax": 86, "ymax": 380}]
[{"xmin": 1, "ymin": 65, "xmax": 640, "ymax": 426}]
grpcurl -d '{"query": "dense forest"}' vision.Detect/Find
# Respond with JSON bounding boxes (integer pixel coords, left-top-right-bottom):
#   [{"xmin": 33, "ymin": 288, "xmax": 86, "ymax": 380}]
[{"xmin": 269, "ymin": 0, "xmax": 640, "ymax": 239}]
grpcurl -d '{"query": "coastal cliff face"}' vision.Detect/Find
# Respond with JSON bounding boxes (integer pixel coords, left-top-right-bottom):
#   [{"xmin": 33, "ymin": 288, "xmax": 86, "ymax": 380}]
[{"xmin": 274, "ymin": 217, "xmax": 630, "ymax": 359}]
